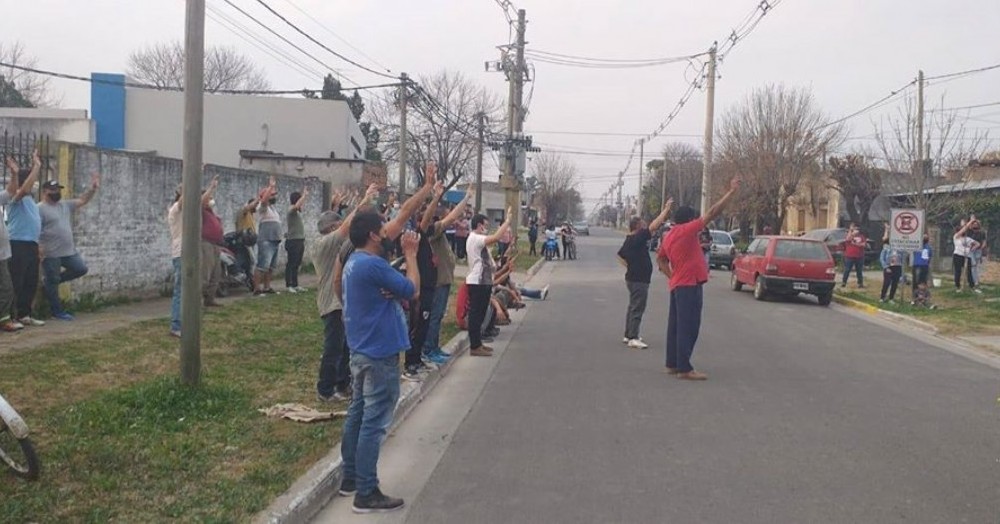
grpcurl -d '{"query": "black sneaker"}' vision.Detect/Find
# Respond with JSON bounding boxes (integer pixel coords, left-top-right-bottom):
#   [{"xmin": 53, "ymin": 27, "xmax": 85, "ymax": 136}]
[
  {"xmin": 339, "ymin": 477, "xmax": 357, "ymax": 496},
  {"xmin": 402, "ymin": 366, "xmax": 422, "ymax": 382},
  {"xmin": 352, "ymin": 488, "xmax": 404, "ymax": 514}
]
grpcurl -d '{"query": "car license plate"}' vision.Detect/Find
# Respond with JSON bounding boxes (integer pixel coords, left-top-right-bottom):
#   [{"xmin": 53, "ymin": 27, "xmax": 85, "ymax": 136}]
[{"xmin": 793, "ymin": 282, "xmax": 809, "ymax": 291}]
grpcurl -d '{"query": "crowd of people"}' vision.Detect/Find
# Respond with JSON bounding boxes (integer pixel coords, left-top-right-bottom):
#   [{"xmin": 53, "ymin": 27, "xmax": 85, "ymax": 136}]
[{"xmin": 1, "ymin": 151, "xmax": 99, "ymax": 332}]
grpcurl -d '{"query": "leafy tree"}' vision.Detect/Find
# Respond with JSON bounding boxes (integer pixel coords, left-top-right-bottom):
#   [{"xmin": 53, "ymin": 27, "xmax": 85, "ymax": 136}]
[{"xmin": 0, "ymin": 75, "xmax": 32, "ymax": 108}]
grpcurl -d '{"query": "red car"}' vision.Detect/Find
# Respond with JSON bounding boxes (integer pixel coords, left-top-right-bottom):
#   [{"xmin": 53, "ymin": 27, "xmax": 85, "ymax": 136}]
[{"xmin": 730, "ymin": 236, "xmax": 836, "ymax": 306}]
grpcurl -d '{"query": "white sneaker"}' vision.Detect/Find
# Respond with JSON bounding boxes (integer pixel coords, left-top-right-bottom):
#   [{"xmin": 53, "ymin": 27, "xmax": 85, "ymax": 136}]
[
  {"xmin": 627, "ymin": 338, "xmax": 649, "ymax": 349},
  {"xmin": 18, "ymin": 316, "xmax": 46, "ymax": 327},
  {"xmin": 296, "ymin": 287, "xmax": 309, "ymax": 293},
  {"xmin": 541, "ymin": 285, "xmax": 549, "ymax": 300},
  {"xmin": 973, "ymin": 288, "xmax": 983, "ymax": 294},
  {"xmin": 286, "ymin": 287, "xmax": 299, "ymax": 294},
  {"xmin": 623, "ymin": 337, "xmax": 630, "ymax": 345}
]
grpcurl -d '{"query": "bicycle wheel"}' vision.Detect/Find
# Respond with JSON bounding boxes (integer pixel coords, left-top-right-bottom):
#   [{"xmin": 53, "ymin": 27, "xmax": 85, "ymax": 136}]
[{"xmin": 0, "ymin": 425, "xmax": 41, "ymax": 481}]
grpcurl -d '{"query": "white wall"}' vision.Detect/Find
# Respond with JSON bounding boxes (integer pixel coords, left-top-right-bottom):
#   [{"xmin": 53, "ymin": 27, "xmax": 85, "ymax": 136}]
[
  {"xmin": 124, "ymin": 89, "xmax": 365, "ymax": 168},
  {"xmin": 0, "ymin": 108, "xmax": 95, "ymax": 144}
]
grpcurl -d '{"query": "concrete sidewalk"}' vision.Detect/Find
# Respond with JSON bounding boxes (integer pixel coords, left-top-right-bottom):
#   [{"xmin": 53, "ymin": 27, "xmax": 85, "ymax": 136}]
[{"xmin": 0, "ymin": 274, "xmax": 319, "ymax": 355}]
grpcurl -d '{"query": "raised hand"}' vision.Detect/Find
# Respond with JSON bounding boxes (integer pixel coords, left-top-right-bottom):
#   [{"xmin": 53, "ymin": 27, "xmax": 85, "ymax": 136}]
[
  {"xmin": 424, "ymin": 161, "xmax": 438, "ymax": 186},
  {"xmin": 663, "ymin": 197, "xmax": 674, "ymax": 211},
  {"xmin": 401, "ymin": 230, "xmax": 420, "ymax": 256},
  {"xmin": 32, "ymin": 149, "xmax": 41, "ymax": 167},
  {"xmin": 91, "ymin": 172, "xmax": 102, "ymax": 190},
  {"xmin": 433, "ymin": 180, "xmax": 445, "ymax": 199},
  {"xmin": 5, "ymin": 154, "xmax": 18, "ymax": 172},
  {"xmin": 730, "ymin": 176, "xmax": 742, "ymax": 192}
]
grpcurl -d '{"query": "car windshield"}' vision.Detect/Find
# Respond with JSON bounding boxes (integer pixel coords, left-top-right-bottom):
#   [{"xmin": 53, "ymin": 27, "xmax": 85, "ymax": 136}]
[
  {"xmin": 710, "ymin": 232, "xmax": 732, "ymax": 244},
  {"xmin": 773, "ymin": 240, "xmax": 830, "ymax": 261}
]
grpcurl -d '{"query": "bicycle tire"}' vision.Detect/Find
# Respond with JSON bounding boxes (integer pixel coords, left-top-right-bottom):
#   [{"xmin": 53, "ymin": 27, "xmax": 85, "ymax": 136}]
[{"xmin": 0, "ymin": 429, "xmax": 40, "ymax": 481}]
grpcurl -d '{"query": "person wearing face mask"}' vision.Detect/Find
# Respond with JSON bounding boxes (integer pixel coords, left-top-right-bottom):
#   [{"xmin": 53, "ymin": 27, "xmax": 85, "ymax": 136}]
[
  {"xmin": 255, "ymin": 176, "xmax": 281, "ymax": 295},
  {"xmin": 465, "ymin": 207, "xmax": 513, "ymax": 357},
  {"xmin": 38, "ymin": 172, "xmax": 99, "ymax": 320},
  {"xmin": 200, "ymin": 176, "xmax": 224, "ymax": 307},
  {"xmin": 4, "ymin": 151, "xmax": 45, "ymax": 328},
  {"xmin": 284, "ymin": 186, "xmax": 309, "ymax": 293}
]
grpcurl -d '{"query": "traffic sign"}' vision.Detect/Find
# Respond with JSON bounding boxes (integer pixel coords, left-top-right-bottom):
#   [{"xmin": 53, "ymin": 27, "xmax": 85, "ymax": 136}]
[{"xmin": 889, "ymin": 208, "xmax": 924, "ymax": 251}]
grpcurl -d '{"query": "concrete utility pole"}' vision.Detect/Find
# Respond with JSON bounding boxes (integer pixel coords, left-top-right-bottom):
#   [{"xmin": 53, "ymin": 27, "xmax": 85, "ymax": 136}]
[
  {"xmin": 398, "ymin": 72, "xmax": 409, "ymax": 197},
  {"xmin": 661, "ymin": 150, "xmax": 668, "ymax": 211},
  {"xmin": 637, "ymin": 138, "xmax": 644, "ymax": 219},
  {"xmin": 502, "ymin": 9, "xmax": 527, "ymax": 232},
  {"xmin": 179, "ymin": 0, "xmax": 206, "ymax": 386},
  {"xmin": 476, "ymin": 111, "xmax": 485, "ymax": 211},
  {"xmin": 916, "ymin": 69, "xmax": 924, "ymax": 177},
  {"xmin": 700, "ymin": 44, "xmax": 717, "ymax": 215},
  {"xmin": 617, "ymin": 176, "xmax": 623, "ymax": 228}
]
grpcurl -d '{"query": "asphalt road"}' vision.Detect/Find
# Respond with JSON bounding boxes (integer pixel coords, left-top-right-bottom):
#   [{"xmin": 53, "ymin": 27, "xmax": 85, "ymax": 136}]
[{"xmin": 317, "ymin": 228, "xmax": 1000, "ymax": 524}]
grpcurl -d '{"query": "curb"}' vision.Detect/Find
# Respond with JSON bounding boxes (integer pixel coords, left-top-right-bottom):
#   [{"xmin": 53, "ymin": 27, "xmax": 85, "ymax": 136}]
[
  {"xmin": 252, "ymin": 332, "xmax": 471, "ymax": 524},
  {"xmin": 832, "ymin": 294, "xmax": 938, "ymax": 334},
  {"xmin": 526, "ymin": 256, "xmax": 546, "ymax": 277}
]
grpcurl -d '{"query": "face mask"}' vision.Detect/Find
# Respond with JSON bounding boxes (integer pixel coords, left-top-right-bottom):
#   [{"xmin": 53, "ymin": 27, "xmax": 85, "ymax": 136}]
[
  {"xmin": 269, "ymin": 198, "xmax": 277, "ymax": 205},
  {"xmin": 209, "ymin": 199, "xmax": 217, "ymax": 208},
  {"xmin": 49, "ymin": 192, "xmax": 62, "ymax": 203}
]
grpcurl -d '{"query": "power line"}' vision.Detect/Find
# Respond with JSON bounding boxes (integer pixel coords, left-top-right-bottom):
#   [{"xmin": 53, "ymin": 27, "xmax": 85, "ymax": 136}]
[
  {"xmin": 219, "ymin": 0, "xmax": 357, "ymax": 86},
  {"xmin": 528, "ymin": 130, "xmax": 703, "ymax": 138},
  {"xmin": 924, "ymin": 61, "xmax": 1000, "ymax": 82},
  {"xmin": 279, "ymin": 0, "xmax": 394, "ymax": 72},
  {"xmin": 525, "ymin": 48, "xmax": 705, "ymax": 65},
  {"xmin": 0, "ymin": 60, "xmax": 399, "ymax": 95},
  {"xmin": 206, "ymin": 2, "xmax": 324, "ymax": 81},
  {"xmin": 817, "ymin": 80, "xmax": 916, "ymax": 130},
  {"xmin": 252, "ymin": 0, "xmax": 397, "ymax": 80},
  {"xmin": 525, "ymin": 50, "xmax": 703, "ymax": 69}
]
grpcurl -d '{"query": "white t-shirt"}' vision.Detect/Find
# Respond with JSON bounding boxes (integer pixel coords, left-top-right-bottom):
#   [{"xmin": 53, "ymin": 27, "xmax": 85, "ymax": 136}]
[
  {"xmin": 953, "ymin": 235, "xmax": 975, "ymax": 257},
  {"xmin": 465, "ymin": 232, "xmax": 495, "ymax": 285},
  {"xmin": 168, "ymin": 201, "xmax": 183, "ymax": 259},
  {"xmin": 545, "ymin": 228, "xmax": 558, "ymax": 241}
]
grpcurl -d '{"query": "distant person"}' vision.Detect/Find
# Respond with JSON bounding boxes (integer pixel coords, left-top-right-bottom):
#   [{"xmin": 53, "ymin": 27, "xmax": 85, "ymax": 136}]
[
  {"xmin": 200, "ymin": 177, "xmax": 224, "ymax": 307},
  {"xmin": 967, "ymin": 217, "xmax": 987, "ymax": 291},
  {"xmin": 1, "ymin": 152, "xmax": 42, "ymax": 331},
  {"xmin": 466, "ymin": 208, "xmax": 513, "ymax": 357},
  {"xmin": 4, "ymin": 152, "xmax": 45, "ymax": 327},
  {"xmin": 698, "ymin": 226, "xmax": 713, "ymax": 268},
  {"xmin": 284, "ymin": 186, "xmax": 309, "ymax": 293},
  {"xmin": 911, "ymin": 233, "xmax": 932, "ymax": 293},
  {"xmin": 879, "ymin": 225, "xmax": 904, "ymax": 303},
  {"xmin": 544, "ymin": 223, "xmax": 560, "ymax": 259},
  {"xmin": 762, "ymin": 225, "xmax": 773, "ymax": 235},
  {"xmin": 841, "ymin": 223, "xmax": 867, "ymax": 288},
  {"xmin": 454, "ymin": 212, "xmax": 470, "ymax": 259},
  {"xmin": 339, "ymin": 214, "xmax": 420, "ymax": 514},
  {"xmin": 167, "ymin": 184, "xmax": 183, "ymax": 337},
  {"xmin": 911, "ymin": 282, "xmax": 936, "ymax": 309},
  {"xmin": 39, "ymin": 172, "xmax": 100, "ymax": 320},
  {"xmin": 528, "ymin": 220, "xmax": 538, "ymax": 256},
  {"xmin": 952, "ymin": 218, "xmax": 980, "ymax": 293},
  {"xmin": 497, "ymin": 219, "xmax": 514, "ymax": 257},
  {"xmin": 616, "ymin": 200, "xmax": 673, "ymax": 349},
  {"xmin": 255, "ymin": 177, "xmax": 281, "ymax": 295},
  {"xmin": 234, "ymin": 197, "xmax": 259, "ymax": 290},
  {"xmin": 656, "ymin": 177, "xmax": 740, "ymax": 381}
]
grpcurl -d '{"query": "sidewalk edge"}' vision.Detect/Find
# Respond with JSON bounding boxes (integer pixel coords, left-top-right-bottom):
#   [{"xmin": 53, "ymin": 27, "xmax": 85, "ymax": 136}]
[
  {"xmin": 832, "ymin": 294, "xmax": 938, "ymax": 333},
  {"xmin": 252, "ymin": 332, "xmax": 470, "ymax": 524},
  {"xmin": 526, "ymin": 257, "xmax": 545, "ymax": 277}
]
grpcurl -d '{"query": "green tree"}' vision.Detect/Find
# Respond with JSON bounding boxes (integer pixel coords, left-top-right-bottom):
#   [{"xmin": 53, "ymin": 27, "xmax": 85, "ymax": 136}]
[
  {"xmin": 321, "ymin": 74, "xmax": 346, "ymax": 101},
  {"xmin": 0, "ymin": 75, "xmax": 32, "ymax": 108}
]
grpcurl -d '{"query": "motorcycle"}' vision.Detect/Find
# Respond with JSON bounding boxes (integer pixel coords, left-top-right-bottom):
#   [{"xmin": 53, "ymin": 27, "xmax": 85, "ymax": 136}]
[
  {"xmin": 218, "ymin": 230, "xmax": 256, "ymax": 297},
  {"xmin": 543, "ymin": 238, "xmax": 559, "ymax": 261}
]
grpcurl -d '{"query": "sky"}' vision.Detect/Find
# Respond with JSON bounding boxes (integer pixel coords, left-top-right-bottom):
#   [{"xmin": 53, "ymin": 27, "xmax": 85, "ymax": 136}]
[{"xmin": 6, "ymin": 0, "xmax": 1000, "ymax": 212}]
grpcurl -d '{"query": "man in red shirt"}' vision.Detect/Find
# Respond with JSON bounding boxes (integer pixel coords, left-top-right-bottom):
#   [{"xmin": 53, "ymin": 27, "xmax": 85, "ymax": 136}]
[
  {"xmin": 841, "ymin": 223, "xmax": 867, "ymax": 288},
  {"xmin": 656, "ymin": 177, "xmax": 741, "ymax": 381}
]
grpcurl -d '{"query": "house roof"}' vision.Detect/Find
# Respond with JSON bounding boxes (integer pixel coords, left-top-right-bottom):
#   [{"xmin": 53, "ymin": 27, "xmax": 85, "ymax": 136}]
[{"xmin": 887, "ymin": 177, "xmax": 1000, "ymax": 197}]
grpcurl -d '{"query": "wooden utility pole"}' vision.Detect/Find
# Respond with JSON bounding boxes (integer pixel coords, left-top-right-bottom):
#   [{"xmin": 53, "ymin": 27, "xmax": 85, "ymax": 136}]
[
  {"xmin": 398, "ymin": 73, "xmax": 409, "ymax": 196},
  {"xmin": 179, "ymin": 0, "xmax": 206, "ymax": 386},
  {"xmin": 700, "ymin": 44, "xmax": 717, "ymax": 214},
  {"xmin": 637, "ymin": 138, "xmax": 644, "ymax": 219},
  {"xmin": 916, "ymin": 69, "xmax": 925, "ymax": 177},
  {"xmin": 476, "ymin": 112, "xmax": 485, "ymax": 211},
  {"xmin": 502, "ymin": 9, "xmax": 527, "ymax": 232},
  {"xmin": 661, "ymin": 150, "xmax": 668, "ymax": 211}
]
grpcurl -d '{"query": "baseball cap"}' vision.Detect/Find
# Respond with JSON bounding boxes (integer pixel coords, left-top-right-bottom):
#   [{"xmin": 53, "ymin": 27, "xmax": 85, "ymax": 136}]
[
  {"xmin": 317, "ymin": 211, "xmax": 342, "ymax": 232},
  {"xmin": 42, "ymin": 180, "xmax": 64, "ymax": 190}
]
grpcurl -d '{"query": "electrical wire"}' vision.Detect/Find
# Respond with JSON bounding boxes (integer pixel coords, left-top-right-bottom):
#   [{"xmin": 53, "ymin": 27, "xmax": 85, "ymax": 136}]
[
  {"xmin": 924, "ymin": 62, "xmax": 1000, "ymax": 82},
  {"xmin": 220, "ymin": 0, "xmax": 357, "ymax": 86},
  {"xmin": 279, "ymin": 0, "xmax": 394, "ymax": 73},
  {"xmin": 253, "ymin": 0, "xmax": 397, "ymax": 80},
  {"xmin": 0, "ymin": 60, "xmax": 400, "ymax": 95},
  {"xmin": 816, "ymin": 80, "xmax": 916, "ymax": 130}
]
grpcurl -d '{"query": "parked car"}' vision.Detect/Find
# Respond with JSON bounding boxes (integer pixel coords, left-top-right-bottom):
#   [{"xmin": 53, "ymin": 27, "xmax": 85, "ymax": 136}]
[
  {"xmin": 708, "ymin": 230, "xmax": 736, "ymax": 269},
  {"xmin": 801, "ymin": 228, "xmax": 878, "ymax": 265},
  {"xmin": 728, "ymin": 228, "xmax": 754, "ymax": 245},
  {"xmin": 731, "ymin": 236, "xmax": 836, "ymax": 306},
  {"xmin": 572, "ymin": 221, "xmax": 590, "ymax": 236}
]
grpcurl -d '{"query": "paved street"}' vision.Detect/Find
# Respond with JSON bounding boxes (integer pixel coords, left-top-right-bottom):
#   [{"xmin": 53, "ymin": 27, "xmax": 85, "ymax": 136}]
[{"xmin": 315, "ymin": 228, "xmax": 1000, "ymax": 524}]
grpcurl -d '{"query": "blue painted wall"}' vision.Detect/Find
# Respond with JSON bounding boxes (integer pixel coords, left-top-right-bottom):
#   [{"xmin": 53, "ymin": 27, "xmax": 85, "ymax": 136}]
[{"xmin": 91, "ymin": 73, "xmax": 126, "ymax": 149}]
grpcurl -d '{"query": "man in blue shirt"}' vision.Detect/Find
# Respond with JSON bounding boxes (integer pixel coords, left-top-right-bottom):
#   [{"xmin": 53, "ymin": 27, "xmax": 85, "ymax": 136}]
[{"xmin": 339, "ymin": 211, "xmax": 420, "ymax": 514}]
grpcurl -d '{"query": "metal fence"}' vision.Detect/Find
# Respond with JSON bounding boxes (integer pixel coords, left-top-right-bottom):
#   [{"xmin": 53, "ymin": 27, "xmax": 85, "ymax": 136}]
[{"xmin": 1, "ymin": 131, "xmax": 51, "ymax": 211}]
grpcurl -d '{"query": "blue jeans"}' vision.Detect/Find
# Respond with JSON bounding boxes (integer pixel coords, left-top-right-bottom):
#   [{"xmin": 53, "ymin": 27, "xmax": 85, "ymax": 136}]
[
  {"xmin": 256, "ymin": 240, "xmax": 280, "ymax": 271},
  {"xmin": 340, "ymin": 353, "xmax": 401, "ymax": 497},
  {"xmin": 42, "ymin": 254, "xmax": 88, "ymax": 315},
  {"xmin": 666, "ymin": 284, "xmax": 703, "ymax": 373},
  {"xmin": 519, "ymin": 287, "xmax": 542, "ymax": 299},
  {"xmin": 842, "ymin": 257, "xmax": 864, "ymax": 286},
  {"xmin": 422, "ymin": 284, "xmax": 451, "ymax": 354},
  {"xmin": 318, "ymin": 311, "xmax": 350, "ymax": 397},
  {"xmin": 171, "ymin": 257, "xmax": 182, "ymax": 332}
]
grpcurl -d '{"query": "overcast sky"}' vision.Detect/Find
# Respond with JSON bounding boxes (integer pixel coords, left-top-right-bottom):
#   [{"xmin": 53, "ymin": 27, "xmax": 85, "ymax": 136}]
[{"xmin": 7, "ymin": 0, "xmax": 1000, "ymax": 207}]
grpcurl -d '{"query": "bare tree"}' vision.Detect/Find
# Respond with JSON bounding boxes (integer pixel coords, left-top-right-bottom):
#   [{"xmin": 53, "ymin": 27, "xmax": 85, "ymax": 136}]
[
  {"xmin": 126, "ymin": 42, "xmax": 271, "ymax": 92},
  {"xmin": 0, "ymin": 42, "xmax": 57, "ymax": 107},
  {"xmin": 872, "ymin": 95, "xmax": 991, "ymax": 222},
  {"xmin": 717, "ymin": 84, "xmax": 845, "ymax": 232},
  {"xmin": 828, "ymin": 154, "xmax": 882, "ymax": 229},
  {"xmin": 370, "ymin": 70, "xmax": 502, "ymax": 189},
  {"xmin": 529, "ymin": 152, "xmax": 581, "ymax": 224}
]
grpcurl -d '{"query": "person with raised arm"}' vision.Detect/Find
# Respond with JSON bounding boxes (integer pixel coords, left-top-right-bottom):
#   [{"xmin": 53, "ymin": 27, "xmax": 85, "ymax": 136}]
[
  {"xmin": 39, "ymin": 170, "xmax": 100, "ymax": 320},
  {"xmin": 3, "ymin": 150, "xmax": 44, "ymax": 329},
  {"xmin": 465, "ymin": 207, "xmax": 513, "ymax": 357},
  {"xmin": 617, "ymin": 198, "xmax": 673, "ymax": 349}
]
